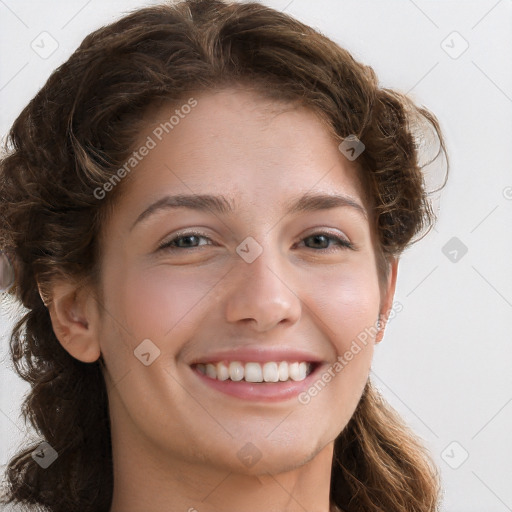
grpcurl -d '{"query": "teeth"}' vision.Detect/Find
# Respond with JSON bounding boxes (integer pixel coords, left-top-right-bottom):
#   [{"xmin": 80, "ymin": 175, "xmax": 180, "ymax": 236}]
[
  {"xmin": 288, "ymin": 362, "xmax": 300, "ymax": 381},
  {"xmin": 298, "ymin": 362, "xmax": 307, "ymax": 380},
  {"xmin": 216, "ymin": 362, "xmax": 229, "ymax": 381},
  {"xmin": 244, "ymin": 362, "xmax": 263, "ymax": 382},
  {"xmin": 195, "ymin": 361, "xmax": 313, "ymax": 382},
  {"xmin": 278, "ymin": 361, "xmax": 289, "ymax": 381},
  {"xmin": 263, "ymin": 362, "xmax": 279, "ymax": 382},
  {"xmin": 288, "ymin": 362, "xmax": 308, "ymax": 381},
  {"xmin": 206, "ymin": 364, "xmax": 216, "ymax": 379},
  {"xmin": 229, "ymin": 361, "xmax": 244, "ymax": 381}
]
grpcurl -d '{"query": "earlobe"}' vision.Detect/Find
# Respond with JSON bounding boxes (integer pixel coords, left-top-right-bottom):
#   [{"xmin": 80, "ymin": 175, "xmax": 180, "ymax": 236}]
[
  {"xmin": 375, "ymin": 257, "xmax": 399, "ymax": 344},
  {"xmin": 44, "ymin": 279, "xmax": 101, "ymax": 363}
]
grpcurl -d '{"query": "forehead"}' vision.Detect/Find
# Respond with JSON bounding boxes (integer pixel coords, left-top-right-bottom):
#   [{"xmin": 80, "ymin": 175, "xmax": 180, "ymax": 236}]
[{"xmin": 116, "ymin": 87, "xmax": 368, "ymax": 219}]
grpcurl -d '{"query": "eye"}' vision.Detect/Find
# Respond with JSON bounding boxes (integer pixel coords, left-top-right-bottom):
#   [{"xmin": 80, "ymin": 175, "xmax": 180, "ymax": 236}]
[
  {"xmin": 157, "ymin": 231, "xmax": 213, "ymax": 251},
  {"xmin": 297, "ymin": 232, "xmax": 354, "ymax": 252},
  {"xmin": 157, "ymin": 230, "xmax": 355, "ymax": 253}
]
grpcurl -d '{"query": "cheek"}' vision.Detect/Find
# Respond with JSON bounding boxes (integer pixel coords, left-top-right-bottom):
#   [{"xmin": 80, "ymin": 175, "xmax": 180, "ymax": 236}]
[
  {"xmin": 306, "ymin": 262, "xmax": 381, "ymax": 349},
  {"xmin": 97, "ymin": 264, "xmax": 219, "ymax": 430},
  {"xmin": 300, "ymin": 263, "xmax": 379, "ymax": 396},
  {"xmin": 96, "ymin": 261, "xmax": 217, "ymax": 392},
  {"xmin": 296, "ymin": 269, "xmax": 378, "ymax": 430},
  {"xmin": 110, "ymin": 263, "xmax": 222, "ymax": 343}
]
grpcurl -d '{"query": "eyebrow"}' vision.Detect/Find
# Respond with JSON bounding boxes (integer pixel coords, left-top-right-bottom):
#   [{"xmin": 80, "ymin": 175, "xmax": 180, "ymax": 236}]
[{"xmin": 130, "ymin": 191, "xmax": 367, "ymax": 231}]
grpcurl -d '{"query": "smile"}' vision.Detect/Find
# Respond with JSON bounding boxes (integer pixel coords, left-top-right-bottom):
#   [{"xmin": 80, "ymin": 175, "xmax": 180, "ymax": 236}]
[{"xmin": 194, "ymin": 361, "xmax": 316, "ymax": 382}]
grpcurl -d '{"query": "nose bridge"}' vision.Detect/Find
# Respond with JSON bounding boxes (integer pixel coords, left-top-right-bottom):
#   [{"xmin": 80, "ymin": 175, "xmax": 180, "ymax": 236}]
[{"xmin": 224, "ymin": 236, "xmax": 302, "ymax": 331}]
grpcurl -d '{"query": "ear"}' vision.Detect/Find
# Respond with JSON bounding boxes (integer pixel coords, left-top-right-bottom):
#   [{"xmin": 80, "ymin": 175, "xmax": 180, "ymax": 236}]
[
  {"xmin": 43, "ymin": 279, "xmax": 102, "ymax": 363},
  {"xmin": 375, "ymin": 257, "xmax": 399, "ymax": 344}
]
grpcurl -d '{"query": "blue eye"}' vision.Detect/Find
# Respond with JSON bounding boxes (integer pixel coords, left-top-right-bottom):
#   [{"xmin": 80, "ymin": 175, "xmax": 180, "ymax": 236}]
[
  {"xmin": 300, "ymin": 233, "xmax": 354, "ymax": 251},
  {"xmin": 157, "ymin": 231, "xmax": 354, "ymax": 252},
  {"xmin": 158, "ymin": 231, "xmax": 212, "ymax": 251}
]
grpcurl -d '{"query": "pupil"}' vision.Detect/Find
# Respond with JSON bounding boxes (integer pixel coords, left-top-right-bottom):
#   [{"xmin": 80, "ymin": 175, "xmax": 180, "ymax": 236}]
[
  {"xmin": 311, "ymin": 235, "xmax": 327, "ymax": 248},
  {"xmin": 181, "ymin": 236, "xmax": 196, "ymax": 247}
]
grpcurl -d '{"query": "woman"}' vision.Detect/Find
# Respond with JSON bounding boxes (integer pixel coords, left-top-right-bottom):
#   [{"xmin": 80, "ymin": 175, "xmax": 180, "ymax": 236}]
[{"xmin": 0, "ymin": 1, "xmax": 448, "ymax": 511}]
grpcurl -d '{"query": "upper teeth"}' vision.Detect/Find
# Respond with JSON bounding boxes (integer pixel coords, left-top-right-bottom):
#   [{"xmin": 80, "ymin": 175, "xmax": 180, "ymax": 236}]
[{"xmin": 195, "ymin": 361, "xmax": 312, "ymax": 382}]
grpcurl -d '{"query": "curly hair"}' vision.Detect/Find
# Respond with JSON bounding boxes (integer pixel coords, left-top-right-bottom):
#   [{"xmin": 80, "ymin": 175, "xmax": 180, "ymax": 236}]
[{"xmin": 0, "ymin": 1, "xmax": 448, "ymax": 511}]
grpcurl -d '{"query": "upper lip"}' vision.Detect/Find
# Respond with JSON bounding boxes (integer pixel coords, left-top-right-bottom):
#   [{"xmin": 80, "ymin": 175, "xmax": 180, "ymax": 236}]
[{"xmin": 189, "ymin": 347, "xmax": 324, "ymax": 365}]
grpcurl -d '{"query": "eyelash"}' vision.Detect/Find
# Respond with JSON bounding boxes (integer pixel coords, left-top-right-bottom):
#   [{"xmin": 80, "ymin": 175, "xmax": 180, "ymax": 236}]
[{"xmin": 157, "ymin": 230, "xmax": 355, "ymax": 253}]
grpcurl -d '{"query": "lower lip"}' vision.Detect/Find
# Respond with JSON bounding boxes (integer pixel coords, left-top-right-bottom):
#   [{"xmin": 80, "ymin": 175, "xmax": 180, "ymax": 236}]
[{"xmin": 190, "ymin": 363, "xmax": 325, "ymax": 402}]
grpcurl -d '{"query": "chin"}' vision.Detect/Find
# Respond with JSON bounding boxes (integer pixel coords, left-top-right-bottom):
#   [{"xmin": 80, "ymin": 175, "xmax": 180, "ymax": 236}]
[{"xmin": 200, "ymin": 432, "xmax": 328, "ymax": 476}]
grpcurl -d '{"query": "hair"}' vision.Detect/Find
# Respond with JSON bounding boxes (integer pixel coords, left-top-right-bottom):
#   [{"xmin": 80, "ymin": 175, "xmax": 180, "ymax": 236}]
[{"xmin": 0, "ymin": 1, "xmax": 448, "ymax": 511}]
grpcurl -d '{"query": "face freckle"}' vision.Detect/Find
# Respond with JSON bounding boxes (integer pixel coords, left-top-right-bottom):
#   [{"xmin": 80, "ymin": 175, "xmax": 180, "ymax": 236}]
[{"xmin": 96, "ymin": 86, "xmax": 391, "ymax": 481}]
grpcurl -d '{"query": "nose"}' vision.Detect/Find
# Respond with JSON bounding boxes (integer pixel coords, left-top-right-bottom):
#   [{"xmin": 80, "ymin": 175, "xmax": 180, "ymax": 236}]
[{"xmin": 224, "ymin": 244, "xmax": 302, "ymax": 332}]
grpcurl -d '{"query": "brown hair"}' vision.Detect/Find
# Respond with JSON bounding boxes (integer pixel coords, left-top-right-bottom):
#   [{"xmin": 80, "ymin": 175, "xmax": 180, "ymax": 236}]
[{"xmin": 0, "ymin": 1, "xmax": 448, "ymax": 511}]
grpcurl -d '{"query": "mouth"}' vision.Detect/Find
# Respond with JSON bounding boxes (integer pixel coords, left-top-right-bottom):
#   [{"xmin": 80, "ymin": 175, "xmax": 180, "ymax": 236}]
[
  {"xmin": 192, "ymin": 360, "xmax": 319, "ymax": 383},
  {"xmin": 188, "ymin": 358, "xmax": 325, "ymax": 402}
]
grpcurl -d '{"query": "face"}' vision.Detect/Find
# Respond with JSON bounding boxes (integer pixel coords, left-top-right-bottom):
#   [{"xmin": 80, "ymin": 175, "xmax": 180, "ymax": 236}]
[{"xmin": 94, "ymin": 86, "xmax": 392, "ymax": 476}]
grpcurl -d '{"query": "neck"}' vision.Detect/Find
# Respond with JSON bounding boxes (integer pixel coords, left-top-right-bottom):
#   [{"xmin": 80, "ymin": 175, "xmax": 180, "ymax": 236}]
[{"xmin": 108, "ymin": 425, "xmax": 335, "ymax": 512}]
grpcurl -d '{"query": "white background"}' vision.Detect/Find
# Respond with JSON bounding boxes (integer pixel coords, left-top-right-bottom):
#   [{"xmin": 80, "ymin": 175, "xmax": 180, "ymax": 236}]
[{"xmin": 1, "ymin": 1, "xmax": 511, "ymax": 511}]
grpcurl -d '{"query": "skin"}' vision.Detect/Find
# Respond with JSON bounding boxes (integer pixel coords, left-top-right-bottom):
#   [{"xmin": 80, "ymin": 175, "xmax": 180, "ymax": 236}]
[{"xmin": 47, "ymin": 86, "xmax": 398, "ymax": 512}]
